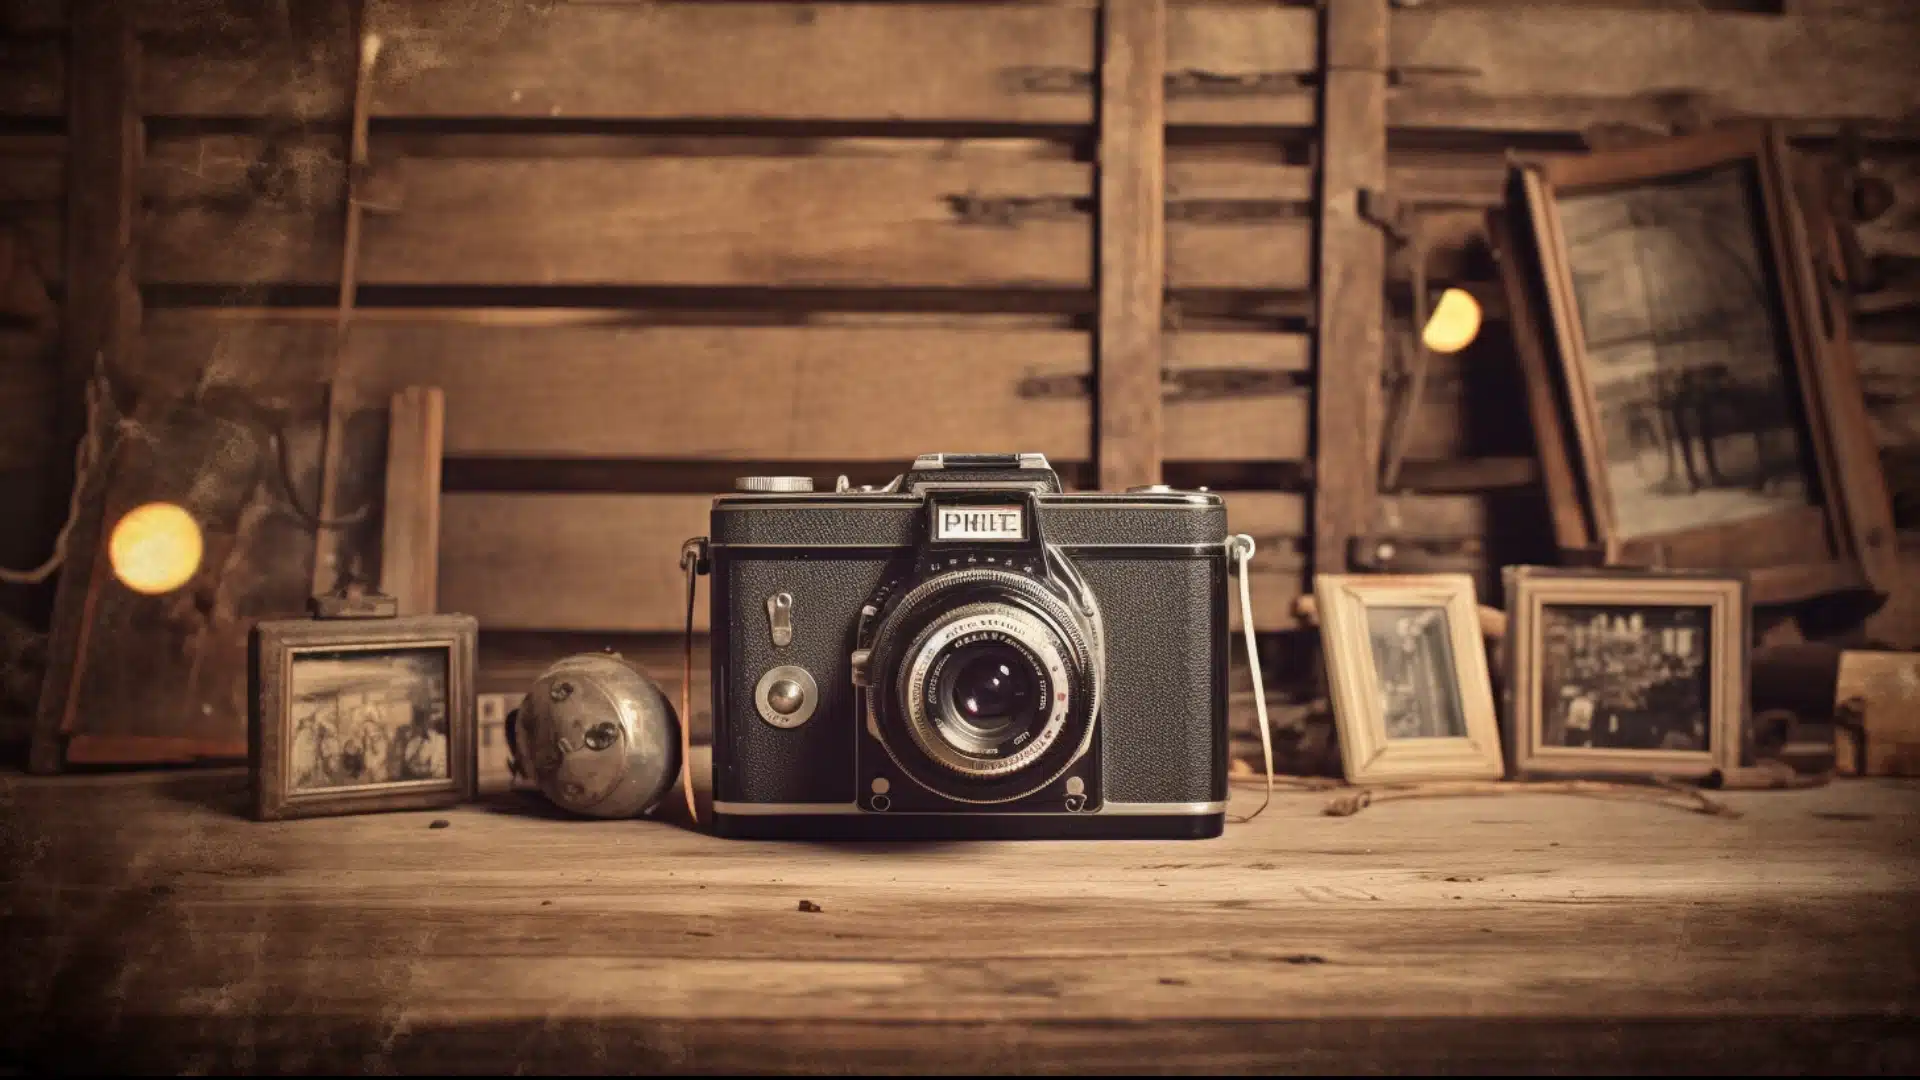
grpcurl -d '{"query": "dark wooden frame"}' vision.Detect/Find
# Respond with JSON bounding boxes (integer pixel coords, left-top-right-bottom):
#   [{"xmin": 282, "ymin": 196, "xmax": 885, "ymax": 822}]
[
  {"xmin": 250, "ymin": 613, "xmax": 477, "ymax": 821},
  {"xmin": 1503, "ymin": 566, "xmax": 1748, "ymax": 781},
  {"xmin": 1494, "ymin": 124, "xmax": 1895, "ymax": 608}
]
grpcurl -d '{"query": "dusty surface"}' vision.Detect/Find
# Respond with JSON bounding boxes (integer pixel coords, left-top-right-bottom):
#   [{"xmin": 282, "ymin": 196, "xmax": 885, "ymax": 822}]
[{"xmin": 0, "ymin": 758, "xmax": 1916, "ymax": 1073}]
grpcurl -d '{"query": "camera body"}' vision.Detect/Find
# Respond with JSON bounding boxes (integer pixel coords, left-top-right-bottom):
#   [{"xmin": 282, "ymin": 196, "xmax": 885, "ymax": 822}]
[{"xmin": 705, "ymin": 453, "xmax": 1230, "ymax": 840}]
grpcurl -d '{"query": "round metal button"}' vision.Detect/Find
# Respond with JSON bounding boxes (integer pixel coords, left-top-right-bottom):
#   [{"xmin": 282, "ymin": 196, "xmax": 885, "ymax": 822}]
[{"xmin": 755, "ymin": 665, "xmax": 819, "ymax": 729}]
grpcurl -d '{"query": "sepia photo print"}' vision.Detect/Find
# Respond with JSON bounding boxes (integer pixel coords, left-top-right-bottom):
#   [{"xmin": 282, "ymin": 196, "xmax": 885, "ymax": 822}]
[
  {"xmin": 288, "ymin": 648, "xmax": 451, "ymax": 793},
  {"xmin": 251, "ymin": 613, "xmax": 477, "ymax": 820},
  {"xmin": 1537, "ymin": 603, "xmax": 1711, "ymax": 753},
  {"xmin": 1315, "ymin": 575, "xmax": 1505, "ymax": 785},
  {"xmin": 1557, "ymin": 162, "xmax": 1815, "ymax": 542},
  {"xmin": 1506, "ymin": 568, "xmax": 1746, "ymax": 779},
  {"xmin": 1365, "ymin": 605, "xmax": 1468, "ymax": 741}
]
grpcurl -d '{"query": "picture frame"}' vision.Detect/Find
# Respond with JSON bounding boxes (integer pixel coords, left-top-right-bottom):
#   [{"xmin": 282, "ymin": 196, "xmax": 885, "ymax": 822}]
[
  {"xmin": 1504, "ymin": 567, "xmax": 1747, "ymax": 781},
  {"xmin": 1313, "ymin": 573, "xmax": 1505, "ymax": 785},
  {"xmin": 1492, "ymin": 123, "xmax": 1897, "ymax": 608},
  {"xmin": 250, "ymin": 611, "xmax": 478, "ymax": 821}
]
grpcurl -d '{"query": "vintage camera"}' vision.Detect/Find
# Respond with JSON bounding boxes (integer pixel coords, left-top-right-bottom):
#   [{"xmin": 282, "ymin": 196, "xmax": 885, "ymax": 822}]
[{"xmin": 701, "ymin": 452, "xmax": 1232, "ymax": 840}]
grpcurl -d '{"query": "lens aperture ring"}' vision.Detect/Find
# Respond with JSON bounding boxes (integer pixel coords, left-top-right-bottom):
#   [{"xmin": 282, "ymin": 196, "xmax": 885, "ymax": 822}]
[{"xmin": 900, "ymin": 603, "xmax": 1068, "ymax": 778}]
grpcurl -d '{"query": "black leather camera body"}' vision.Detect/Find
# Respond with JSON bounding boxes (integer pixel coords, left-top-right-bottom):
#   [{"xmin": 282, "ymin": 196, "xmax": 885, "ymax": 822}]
[{"xmin": 702, "ymin": 453, "xmax": 1231, "ymax": 840}]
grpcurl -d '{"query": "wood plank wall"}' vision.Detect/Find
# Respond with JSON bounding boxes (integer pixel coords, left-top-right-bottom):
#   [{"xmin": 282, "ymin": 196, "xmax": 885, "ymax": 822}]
[{"xmin": 2, "ymin": 0, "xmax": 1918, "ymax": 742}]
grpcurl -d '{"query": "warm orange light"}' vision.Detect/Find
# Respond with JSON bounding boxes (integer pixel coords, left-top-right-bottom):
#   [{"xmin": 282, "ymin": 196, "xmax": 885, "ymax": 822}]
[
  {"xmin": 109, "ymin": 502, "xmax": 203, "ymax": 596},
  {"xmin": 1422, "ymin": 288, "xmax": 1483, "ymax": 355}
]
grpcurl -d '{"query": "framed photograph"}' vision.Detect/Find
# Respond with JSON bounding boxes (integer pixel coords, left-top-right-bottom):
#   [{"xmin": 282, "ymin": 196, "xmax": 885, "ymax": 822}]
[
  {"xmin": 1504, "ymin": 567, "xmax": 1747, "ymax": 780},
  {"xmin": 250, "ymin": 613, "xmax": 478, "ymax": 821},
  {"xmin": 1313, "ymin": 573, "xmax": 1505, "ymax": 785},
  {"xmin": 1493, "ymin": 123, "xmax": 1897, "ymax": 607}
]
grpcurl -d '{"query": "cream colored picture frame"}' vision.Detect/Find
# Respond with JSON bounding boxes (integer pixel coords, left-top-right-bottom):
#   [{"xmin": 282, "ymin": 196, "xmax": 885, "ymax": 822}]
[
  {"xmin": 1314, "ymin": 574, "xmax": 1505, "ymax": 785},
  {"xmin": 1504, "ymin": 567, "xmax": 1746, "ymax": 780}
]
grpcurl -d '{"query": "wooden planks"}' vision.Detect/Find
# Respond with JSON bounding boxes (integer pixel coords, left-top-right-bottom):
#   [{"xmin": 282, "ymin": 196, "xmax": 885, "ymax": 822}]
[
  {"xmin": 438, "ymin": 491, "xmax": 1312, "ymax": 634},
  {"xmin": 1095, "ymin": 0, "xmax": 1166, "ymax": 492},
  {"xmin": 1311, "ymin": 0, "xmax": 1390, "ymax": 578},
  {"xmin": 139, "ymin": 316, "xmax": 1544, "ymax": 465},
  {"xmin": 1, "ymin": 768, "xmax": 1916, "ymax": 1073}
]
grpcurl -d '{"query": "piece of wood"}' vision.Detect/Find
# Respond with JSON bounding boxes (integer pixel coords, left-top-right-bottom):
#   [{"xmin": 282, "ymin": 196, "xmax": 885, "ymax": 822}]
[
  {"xmin": 1311, "ymin": 0, "xmax": 1389, "ymax": 579},
  {"xmin": 379, "ymin": 386, "xmax": 444, "ymax": 616},
  {"xmin": 1, "ymin": 768, "xmax": 1916, "ymax": 1072},
  {"xmin": 1833, "ymin": 649, "xmax": 1920, "ymax": 775},
  {"xmin": 1095, "ymin": 0, "xmax": 1166, "ymax": 492},
  {"xmin": 31, "ymin": 0, "xmax": 140, "ymax": 775},
  {"xmin": 439, "ymin": 491, "xmax": 1309, "ymax": 634}
]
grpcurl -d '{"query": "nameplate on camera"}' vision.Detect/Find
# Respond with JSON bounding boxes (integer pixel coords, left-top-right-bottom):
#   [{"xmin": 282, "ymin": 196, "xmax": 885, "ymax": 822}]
[{"xmin": 935, "ymin": 505, "xmax": 1025, "ymax": 542}]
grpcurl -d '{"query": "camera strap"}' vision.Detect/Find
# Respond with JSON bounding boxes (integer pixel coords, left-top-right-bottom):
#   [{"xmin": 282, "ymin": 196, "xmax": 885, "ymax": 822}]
[
  {"xmin": 679, "ymin": 537, "xmax": 710, "ymax": 826},
  {"xmin": 1228, "ymin": 534, "xmax": 1274, "ymax": 824}
]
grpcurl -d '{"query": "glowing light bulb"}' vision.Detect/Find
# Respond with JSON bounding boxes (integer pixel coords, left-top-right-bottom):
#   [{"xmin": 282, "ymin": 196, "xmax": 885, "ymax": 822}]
[
  {"xmin": 109, "ymin": 502, "xmax": 203, "ymax": 596},
  {"xmin": 1421, "ymin": 287, "xmax": 1483, "ymax": 355}
]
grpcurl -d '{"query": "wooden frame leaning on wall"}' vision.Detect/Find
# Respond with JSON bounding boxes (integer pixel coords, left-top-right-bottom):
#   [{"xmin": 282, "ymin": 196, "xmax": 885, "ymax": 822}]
[
  {"xmin": 1493, "ymin": 123, "xmax": 1898, "ymax": 610},
  {"xmin": 1313, "ymin": 572, "xmax": 1505, "ymax": 785}
]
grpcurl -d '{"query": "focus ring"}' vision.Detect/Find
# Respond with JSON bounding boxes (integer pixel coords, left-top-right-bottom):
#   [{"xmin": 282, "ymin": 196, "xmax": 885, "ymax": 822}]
[{"xmin": 895, "ymin": 603, "xmax": 1068, "ymax": 779}]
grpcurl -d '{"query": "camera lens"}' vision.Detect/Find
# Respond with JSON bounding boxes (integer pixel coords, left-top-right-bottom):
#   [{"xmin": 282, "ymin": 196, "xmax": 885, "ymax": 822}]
[{"xmin": 933, "ymin": 640, "xmax": 1043, "ymax": 755}]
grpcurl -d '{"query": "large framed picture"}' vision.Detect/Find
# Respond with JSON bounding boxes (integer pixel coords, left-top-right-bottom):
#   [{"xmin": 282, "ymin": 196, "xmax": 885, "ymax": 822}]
[
  {"xmin": 250, "ymin": 612, "xmax": 478, "ymax": 821},
  {"xmin": 1504, "ymin": 567, "xmax": 1747, "ymax": 780},
  {"xmin": 1493, "ymin": 123, "xmax": 1897, "ymax": 607},
  {"xmin": 1313, "ymin": 573, "xmax": 1505, "ymax": 784}
]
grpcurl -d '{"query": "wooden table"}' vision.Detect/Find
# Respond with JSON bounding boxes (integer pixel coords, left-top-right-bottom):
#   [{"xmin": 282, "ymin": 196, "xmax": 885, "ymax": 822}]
[{"xmin": 2, "ymin": 759, "xmax": 1916, "ymax": 1074}]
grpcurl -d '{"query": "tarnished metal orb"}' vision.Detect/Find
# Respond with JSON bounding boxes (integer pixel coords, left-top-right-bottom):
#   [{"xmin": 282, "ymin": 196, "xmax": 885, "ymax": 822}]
[{"xmin": 508, "ymin": 653, "xmax": 682, "ymax": 819}]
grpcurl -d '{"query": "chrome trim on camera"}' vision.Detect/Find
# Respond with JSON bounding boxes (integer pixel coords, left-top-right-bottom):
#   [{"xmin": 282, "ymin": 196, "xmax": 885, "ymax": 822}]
[{"xmin": 711, "ymin": 800, "xmax": 1227, "ymax": 816}]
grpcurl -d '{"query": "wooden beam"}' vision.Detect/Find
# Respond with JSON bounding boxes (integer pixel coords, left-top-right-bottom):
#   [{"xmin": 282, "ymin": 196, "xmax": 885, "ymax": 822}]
[
  {"xmin": 379, "ymin": 386, "xmax": 444, "ymax": 616},
  {"xmin": 1311, "ymin": 0, "xmax": 1389, "ymax": 579},
  {"xmin": 1096, "ymin": 0, "xmax": 1166, "ymax": 492},
  {"xmin": 31, "ymin": 0, "xmax": 140, "ymax": 775}
]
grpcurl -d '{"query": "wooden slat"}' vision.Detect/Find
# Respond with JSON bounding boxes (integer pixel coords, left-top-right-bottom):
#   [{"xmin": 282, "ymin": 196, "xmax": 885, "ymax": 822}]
[
  {"xmin": 33, "ymin": 0, "xmax": 140, "ymax": 775},
  {"xmin": 1095, "ymin": 0, "xmax": 1166, "ymax": 492},
  {"xmin": 1311, "ymin": 1, "xmax": 1390, "ymax": 578},
  {"xmin": 141, "ymin": 143, "xmax": 1319, "ymax": 290},
  {"xmin": 439, "ymin": 491, "xmax": 1309, "ymax": 634},
  {"xmin": 1388, "ymin": 8, "xmax": 1920, "ymax": 133},
  {"xmin": 142, "ymin": 316, "xmax": 1517, "ymax": 464},
  {"xmin": 380, "ymin": 386, "xmax": 445, "ymax": 616}
]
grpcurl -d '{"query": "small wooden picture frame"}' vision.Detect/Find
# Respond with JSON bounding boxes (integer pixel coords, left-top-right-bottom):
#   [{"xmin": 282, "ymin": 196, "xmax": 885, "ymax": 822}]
[
  {"xmin": 1314, "ymin": 573, "xmax": 1505, "ymax": 785},
  {"xmin": 1504, "ymin": 567, "xmax": 1748, "ymax": 781},
  {"xmin": 250, "ymin": 612, "xmax": 478, "ymax": 821},
  {"xmin": 1493, "ymin": 123, "xmax": 1896, "ymax": 607}
]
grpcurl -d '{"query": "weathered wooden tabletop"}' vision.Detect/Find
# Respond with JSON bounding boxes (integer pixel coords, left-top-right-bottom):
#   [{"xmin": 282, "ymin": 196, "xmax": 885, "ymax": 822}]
[{"xmin": 2, "ymin": 756, "xmax": 1916, "ymax": 1074}]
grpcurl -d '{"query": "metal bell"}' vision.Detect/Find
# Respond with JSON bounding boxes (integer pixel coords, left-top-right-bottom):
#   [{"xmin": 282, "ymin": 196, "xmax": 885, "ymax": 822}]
[{"xmin": 507, "ymin": 653, "xmax": 682, "ymax": 819}]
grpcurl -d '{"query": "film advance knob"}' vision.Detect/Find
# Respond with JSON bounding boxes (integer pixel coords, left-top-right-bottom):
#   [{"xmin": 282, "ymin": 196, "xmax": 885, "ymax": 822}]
[{"xmin": 735, "ymin": 476, "xmax": 816, "ymax": 493}]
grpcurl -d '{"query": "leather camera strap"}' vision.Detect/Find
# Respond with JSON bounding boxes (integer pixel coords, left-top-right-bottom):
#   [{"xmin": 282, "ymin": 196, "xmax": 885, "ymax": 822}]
[
  {"xmin": 679, "ymin": 538, "xmax": 707, "ymax": 826},
  {"xmin": 1228, "ymin": 534, "xmax": 1275, "ymax": 824}
]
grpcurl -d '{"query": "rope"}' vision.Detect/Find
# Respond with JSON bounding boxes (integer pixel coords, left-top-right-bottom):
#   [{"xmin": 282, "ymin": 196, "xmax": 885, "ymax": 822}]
[
  {"xmin": 1228, "ymin": 534, "xmax": 1275, "ymax": 824},
  {"xmin": 0, "ymin": 357, "xmax": 125, "ymax": 586},
  {"xmin": 1320, "ymin": 778, "xmax": 1738, "ymax": 819}
]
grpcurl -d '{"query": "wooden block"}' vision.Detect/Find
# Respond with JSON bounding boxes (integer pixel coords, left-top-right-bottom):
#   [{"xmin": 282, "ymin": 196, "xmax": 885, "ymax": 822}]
[
  {"xmin": 1311, "ymin": 1, "xmax": 1389, "ymax": 578},
  {"xmin": 380, "ymin": 386, "xmax": 444, "ymax": 616},
  {"xmin": 1834, "ymin": 650, "xmax": 1920, "ymax": 776},
  {"xmin": 1096, "ymin": 0, "xmax": 1166, "ymax": 492},
  {"xmin": 438, "ymin": 491, "xmax": 1308, "ymax": 634}
]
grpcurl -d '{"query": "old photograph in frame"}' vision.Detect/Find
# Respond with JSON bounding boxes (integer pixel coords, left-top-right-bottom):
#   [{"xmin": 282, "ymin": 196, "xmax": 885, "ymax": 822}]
[
  {"xmin": 250, "ymin": 613, "xmax": 478, "ymax": 821},
  {"xmin": 1313, "ymin": 574, "xmax": 1505, "ymax": 785},
  {"xmin": 1504, "ymin": 567, "xmax": 1747, "ymax": 781},
  {"xmin": 1494, "ymin": 124, "xmax": 1896, "ymax": 607}
]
